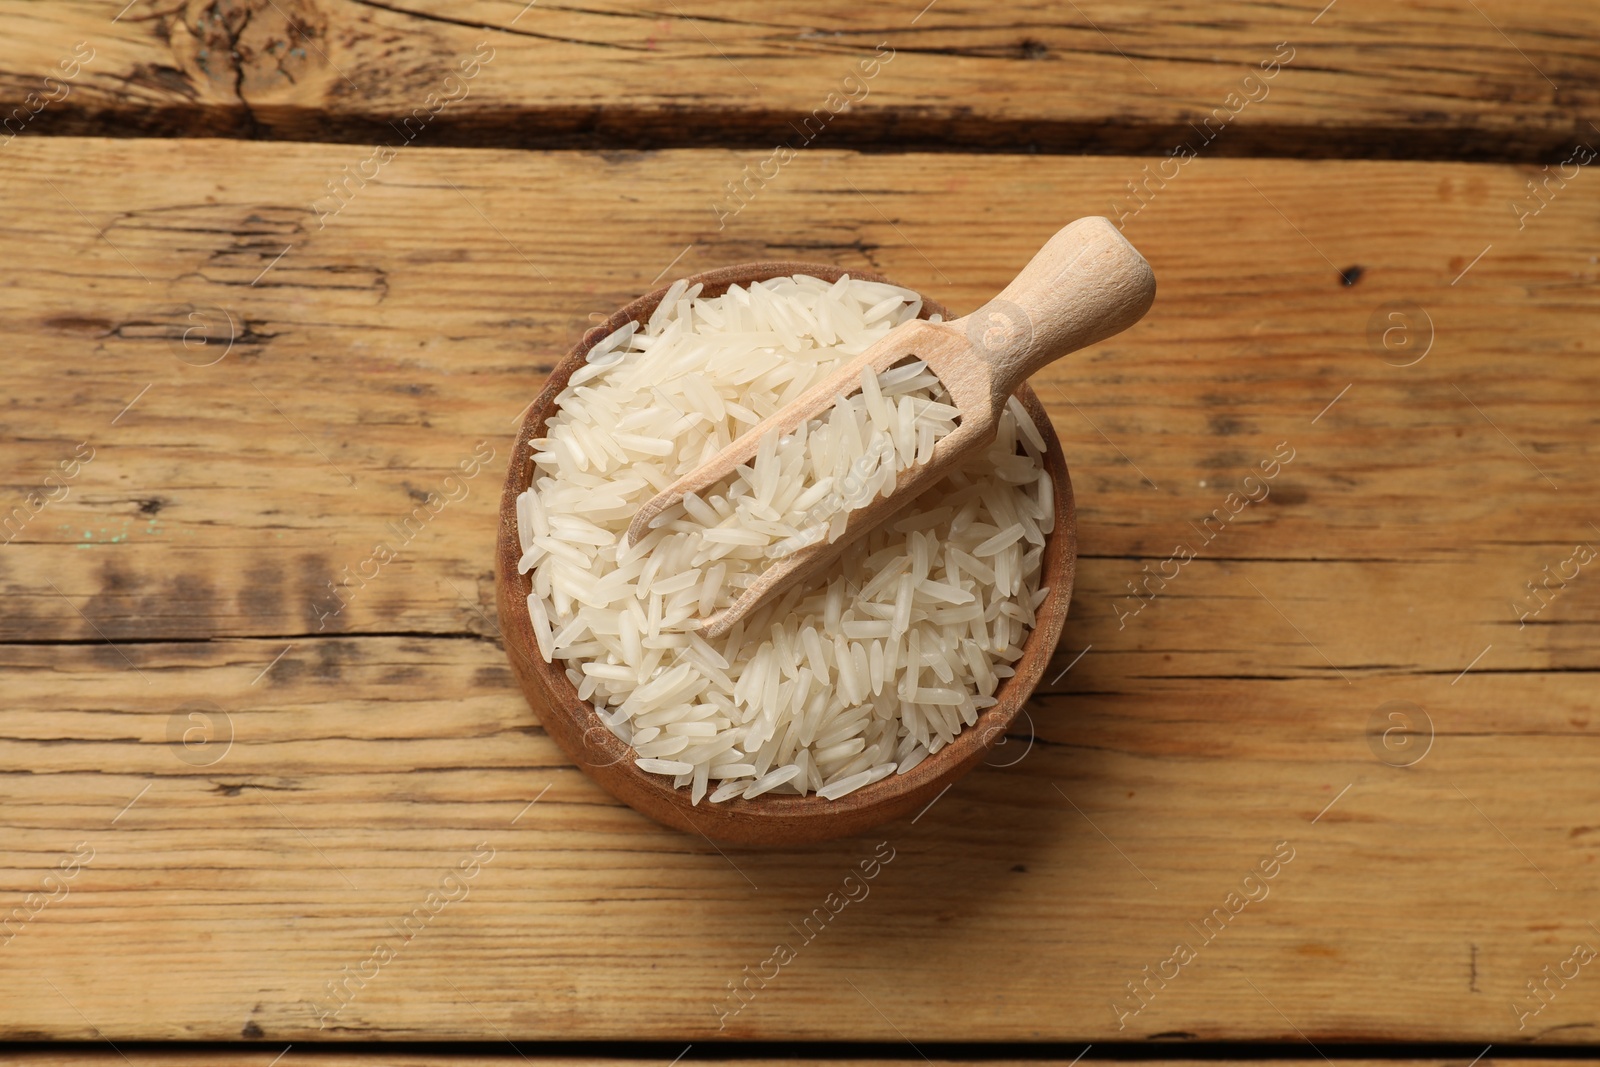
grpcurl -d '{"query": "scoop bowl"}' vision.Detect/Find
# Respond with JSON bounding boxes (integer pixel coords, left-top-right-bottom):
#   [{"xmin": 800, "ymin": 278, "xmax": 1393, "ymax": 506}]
[{"xmin": 495, "ymin": 260, "xmax": 1078, "ymax": 846}]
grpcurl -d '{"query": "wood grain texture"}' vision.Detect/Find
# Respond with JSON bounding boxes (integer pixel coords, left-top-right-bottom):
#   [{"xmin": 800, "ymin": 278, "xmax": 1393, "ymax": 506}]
[
  {"xmin": 0, "ymin": 0, "xmax": 1596, "ymax": 159},
  {"xmin": 1, "ymin": 139, "xmax": 1598, "ymax": 1044},
  {"xmin": 11, "ymin": 1060, "xmax": 1593, "ymax": 1067},
  {"xmin": 6, "ymin": 1061, "xmax": 1597, "ymax": 1067}
]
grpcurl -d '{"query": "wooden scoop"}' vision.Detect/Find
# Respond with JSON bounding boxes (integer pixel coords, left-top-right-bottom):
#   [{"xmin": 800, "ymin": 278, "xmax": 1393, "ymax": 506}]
[{"xmin": 625, "ymin": 216, "xmax": 1156, "ymax": 640}]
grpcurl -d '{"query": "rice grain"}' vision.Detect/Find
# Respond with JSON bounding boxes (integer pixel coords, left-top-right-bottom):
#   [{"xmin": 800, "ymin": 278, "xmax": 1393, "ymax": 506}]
[{"xmin": 519, "ymin": 275, "xmax": 1048, "ymax": 802}]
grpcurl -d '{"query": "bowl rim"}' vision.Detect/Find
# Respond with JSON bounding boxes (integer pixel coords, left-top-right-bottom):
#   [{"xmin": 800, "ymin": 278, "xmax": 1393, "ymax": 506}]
[{"xmin": 495, "ymin": 260, "xmax": 1077, "ymax": 845}]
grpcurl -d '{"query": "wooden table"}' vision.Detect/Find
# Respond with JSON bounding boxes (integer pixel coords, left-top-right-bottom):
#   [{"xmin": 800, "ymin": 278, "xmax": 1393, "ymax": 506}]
[{"xmin": 3, "ymin": 1, "xmax": 1599, "ymax": 1063}]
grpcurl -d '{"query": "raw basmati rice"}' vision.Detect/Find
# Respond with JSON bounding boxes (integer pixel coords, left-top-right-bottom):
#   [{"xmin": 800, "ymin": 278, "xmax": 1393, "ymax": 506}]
[
  {"xmin": 519, "ymin": 274, "xmax": 1051, "ymax": 802},
  {"xmin": 652, "ymin": 359, "xmax": 959, "ymax": 562}
]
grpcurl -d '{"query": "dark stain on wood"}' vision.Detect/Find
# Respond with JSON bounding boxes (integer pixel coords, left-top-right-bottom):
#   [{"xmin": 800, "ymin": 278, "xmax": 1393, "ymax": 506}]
[
  {"xmin": 1197, "ymin": 450, "xmax": 1252, "ymax": 471},
  {"xmin": 314, "ymin": 639, "xmax": 352, "ymax": 680},
  {"xmin": 473, "ymin": 664, "xmax": 512, "ymax": 689},
  {"xmin": 300, "ymin": 553, "xmax": 340, "ymax": 633},
  {"xmin": 238, "ymin": 562, "xmax": 284, "ymax": 623},
  {"xmin": 43, "ymin": 315, "xmax": 114, "ymax": 334}
]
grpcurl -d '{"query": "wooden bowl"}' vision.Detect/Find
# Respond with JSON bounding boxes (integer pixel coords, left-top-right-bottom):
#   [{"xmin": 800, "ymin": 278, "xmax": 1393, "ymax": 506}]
[{"xmin": 495, "ymin": 262, "xmax": 1077, "ymax": 846}]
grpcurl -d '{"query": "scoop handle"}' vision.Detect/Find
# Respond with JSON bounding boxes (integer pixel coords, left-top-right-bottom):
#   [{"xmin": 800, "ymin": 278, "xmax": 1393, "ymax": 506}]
[{"xmin": 957, "ymin": 217, "xmax": 1156, "ymax": 407}]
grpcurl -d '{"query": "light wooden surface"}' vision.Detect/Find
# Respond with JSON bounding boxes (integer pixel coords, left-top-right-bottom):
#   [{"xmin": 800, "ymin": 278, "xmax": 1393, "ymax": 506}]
[
  {"xmin": 4, "ymin": 1060, "xmax": 1591, "ymax": 1067},
  {"xmin": 2, "ymin": 138, "xmax": 1597, "ymax": 1043},
  {"xmin": 2, "ymin": 1, "xmax": 1596, "ymax": 158},
  {"xmin": 11, "ymin": 1060, "xmax": 1591, "ymax": 1067}
]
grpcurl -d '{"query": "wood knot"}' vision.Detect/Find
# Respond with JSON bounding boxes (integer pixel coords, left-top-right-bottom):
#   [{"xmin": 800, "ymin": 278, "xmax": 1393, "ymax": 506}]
[
  {"xmin": 1018, "ymin": 37, "xmax": 1049, "ymax": 60},
  {"xmin": 167, "ymin": 0, "xmax": 337, "ymax": 126}
]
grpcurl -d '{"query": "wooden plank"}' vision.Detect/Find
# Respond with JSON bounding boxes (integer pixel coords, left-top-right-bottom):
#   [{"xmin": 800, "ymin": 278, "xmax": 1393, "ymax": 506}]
[
  {"xmin": 11, "ymin": 1060, "xmax": 1593, "ymax": 1067},
  {"xmin": 1, "ymin": 139, "xmax": 1598, "ymax": 1043},
  {"xmin": 3, "ymin": 141, "xmax": 1596, "ymax": 654},
  {"xmin": 6, "ymin": 635, "xmax": 1600, "ymax": 1042},
  {"xmin": 5, "ymin": 1060, "xmax": 1595, "ymax": 1067},
  {"xmin": 0, "ymin": 1, "xmax": 1596, "ymax": 159}
]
